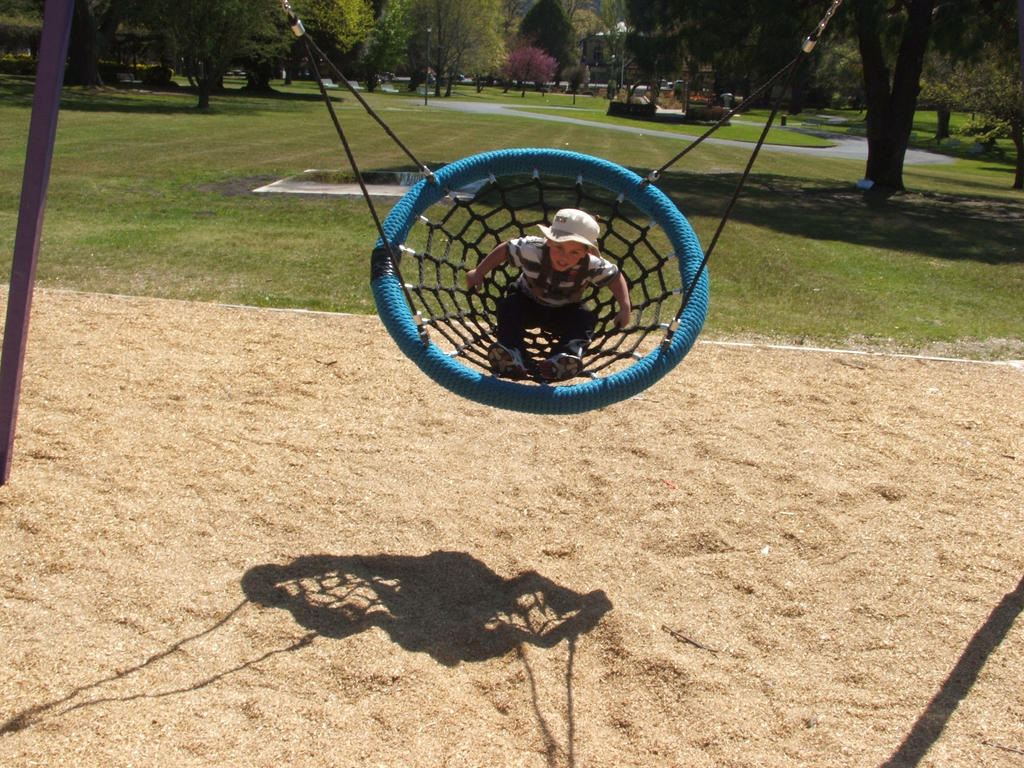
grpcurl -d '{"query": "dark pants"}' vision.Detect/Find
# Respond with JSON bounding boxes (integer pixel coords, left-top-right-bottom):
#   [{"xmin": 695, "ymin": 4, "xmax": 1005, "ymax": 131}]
[{"xmin": 496, "ymin": 290, "xmax": 595, "ymax": 355}]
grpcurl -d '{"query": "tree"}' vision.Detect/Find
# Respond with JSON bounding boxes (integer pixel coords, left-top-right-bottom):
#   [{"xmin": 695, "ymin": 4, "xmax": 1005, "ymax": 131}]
[
  {"xmin": 65, "ymin": 0, "xmax": 139, "ymax": 87},
  {"xmin": 562, "ymin": 61, "xmax": 588, "ymax": 100},
  {"xmin": 851, "ymin": 0, "xmax": 1023, "ymax": 191},
  {"xmin": 599, "ymin": 3, "xmax": 630, "ymax": 93},
  {"xmin": 994, "ymin": 71, "xmax": 1024, "ymax": 189},
  {"xmin": 910, "ymin": 0, "xmax": 1018, "ymax": 151},
  {"xmin": 0, "ymin": 0, "xmax": 43, "ymax": 56},
  {"xmin": 149, "ymin": 0, "xmax": 283, "ymax": 108},
  {"xmin": 236, "ymin": 9, "xmax": 293, "ymax": 92},
  {"xmin": 647, "ymin": 0, "xmax": 822, "ymax": 101},
  {"xmin": 638, "ymin": 0, "xmax": 931, "ymax": 189},
  {"xmin": 570, "ymin": 7, "xmax": 602, "ymax": 39},
  {"xmin": 624, "ymin": 0, "xmax": 683, "ymax": 103},
  {"xmin": 598, "ymin": 0, "xmax": 627, "ymax": 29},
  {"xmin": 0, "ymin": 0, "xmax": 40, "ymax": 19},
  {"xmin": 501, "ymin": 44, "xmax": 556, "ymax": 95},
  {"xmin": 619, "ymin": 0, "xmax": 1014, "ymax": 191},
  {"xmin": 518, "ymin": 0, "xmax": 575, "ymax": 80},
  {"xmin": 498, "ymin": 0, "xmax": 528, "ymax": 38},
  {"xmin": 410, "ymin": 0, "xmax": 501, "ymax": 96},
  {"xmin": 450, "ymin": 0, "xmax": 504, "ymax": 90},
  {"xmin": 919, "ymin": 52, "xmax": 957, "ymax": 140},
  {"xmin": 852, "ymin": 0, "xmax": 941, "ymax": 191},
  {"xmin": 561, "ymin": 0, "xmax": 593, "ymax": 24},
  {"xmin": 938, "ymin": 47, "xmax": 1023, "ymax": 188},
  {"xmin": 292, "ymin": 0, "xmax": 374, "ymax": 70},
  {"xmin": 358, "ymin": 0, "xmax": 412, "ymax": 91},
  {"xmin": 809, "ymin": 38, "xmax": 864, "ymax": 109},
  {"xmin": 983, "ymin": 1, "xmax": 1024, "ymax": 188}
]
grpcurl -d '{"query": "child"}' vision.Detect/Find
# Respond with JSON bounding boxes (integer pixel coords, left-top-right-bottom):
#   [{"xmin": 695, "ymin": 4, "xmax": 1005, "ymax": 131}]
[{"xmin": 465, "ymin": 208, "xmax": 631, "ymax": 381}]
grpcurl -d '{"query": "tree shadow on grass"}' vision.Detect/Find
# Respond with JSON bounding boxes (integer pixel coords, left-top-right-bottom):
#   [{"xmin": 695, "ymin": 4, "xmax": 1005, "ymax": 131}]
[
  {"xmin": 879, "ymin": 573, "xmax": 1024, "ymax": 767},
  {"xmin": 649, "ymin": 171, "xmax": 1024, "ymax": 265},
  {"xmin": 1, "ymin": 76, "xmax": 338, "ymax": 115},
  {"xmin": 241, "ymin": 550, "xmax": 612, "ymax": 667}
]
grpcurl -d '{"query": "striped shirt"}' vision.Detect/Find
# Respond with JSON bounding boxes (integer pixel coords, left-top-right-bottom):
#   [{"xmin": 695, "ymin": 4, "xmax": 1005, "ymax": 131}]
[{"xmin": 507, "ymin": 236, "xmax": 619, "ymax": 307}]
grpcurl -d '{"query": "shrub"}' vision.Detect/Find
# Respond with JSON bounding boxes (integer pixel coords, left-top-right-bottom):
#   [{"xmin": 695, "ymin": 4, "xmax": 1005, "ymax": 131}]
[
  {"xmin": 95, "ymin": 60, "xmax": 172, "ymax": 87},
  {"xmin": 685, "ymin": 105, "xmax": 727, "ymax": 122},
  {"xmin": 141, "ymin": 65, "xmax": 173, "ymax": 87},
  {"xmin": 607, "ymin": 100, "xmax": 656, "ymax": 119},
  {"xmin": 0, "ymin": 17, "xmax": 41, "ymax": 53},
  {"xmin": 957, "ymin": 114, "xmax": 1010, "ymax": 147},
  {"xmin": 0, "ymin": 53, "xmax": 35, "ymax": 75}
]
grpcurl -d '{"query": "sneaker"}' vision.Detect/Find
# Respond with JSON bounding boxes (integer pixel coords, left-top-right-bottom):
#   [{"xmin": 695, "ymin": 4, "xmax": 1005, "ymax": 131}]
[
  {"xmin": 538, "ymin": 352, "xmax": 582, "ymax": 382},
  {"xmin": 487, "ymin": 343, "xmax": 527, "ymax": 379}
]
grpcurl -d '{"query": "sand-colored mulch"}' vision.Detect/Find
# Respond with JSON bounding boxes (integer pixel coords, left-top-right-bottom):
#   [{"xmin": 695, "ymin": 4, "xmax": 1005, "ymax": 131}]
[{"xmin": 1, "ymin": 288, "xmax": 1022, "ymax": 767}]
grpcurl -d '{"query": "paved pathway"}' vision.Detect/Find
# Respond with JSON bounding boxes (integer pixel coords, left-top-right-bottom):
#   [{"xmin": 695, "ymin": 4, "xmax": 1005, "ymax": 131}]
[{"xmin": 423, "ymin": 99, "xmax": 953, "ymax": 166}]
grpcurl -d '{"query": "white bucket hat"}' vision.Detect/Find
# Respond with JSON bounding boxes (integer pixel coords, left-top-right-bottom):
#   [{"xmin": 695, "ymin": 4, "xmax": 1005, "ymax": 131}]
[{"xmin": 537, "ymin": 208, "xmax": 601, "ymax": 255}]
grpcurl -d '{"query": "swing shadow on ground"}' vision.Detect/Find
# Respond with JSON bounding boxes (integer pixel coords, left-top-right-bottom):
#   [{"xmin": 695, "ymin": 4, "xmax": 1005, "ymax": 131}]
[
  {"xmin": 243, "ymin": 550, "xmax": 611, "ymax": 767},
  {"xmin": 0, "ymin": 599, "xmax": 313, "ymax": 736},
  {"xmin": 240, "ymin": 550, "xmax": 612, "ymax": 667},
  {"xmin": 879, "ymin": 573, "xmax": 1024, "ymax": 767},
  {"xmin": 1, "ymin": 550, "xmax": 609, "ymax": 761}
]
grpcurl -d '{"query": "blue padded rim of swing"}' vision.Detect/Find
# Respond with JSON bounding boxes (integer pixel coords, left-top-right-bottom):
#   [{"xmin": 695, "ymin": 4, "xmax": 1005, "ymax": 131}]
[{"xmin": 371, "ymin": 147, "xmax": 708, "ymax": 415}]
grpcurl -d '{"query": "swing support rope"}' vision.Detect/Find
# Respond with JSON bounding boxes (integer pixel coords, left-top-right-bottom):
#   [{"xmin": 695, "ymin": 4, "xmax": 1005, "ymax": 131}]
[
  {"xmin": 280, "ymin": 0, "xmax": 434, "ymax": 185},
  {"xmin": 280, "ymin": 0, "xmax": 433, "ymax": 344},
  {"xmin": 656, "ymin": 0, "xmax": 845, "ymax": 352}
]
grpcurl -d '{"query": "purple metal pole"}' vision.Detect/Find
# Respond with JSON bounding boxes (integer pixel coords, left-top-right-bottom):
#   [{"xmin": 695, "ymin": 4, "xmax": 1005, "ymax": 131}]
[{"xmin": 0, "ymin": 0, "xmax": 75, "ymax": 484}]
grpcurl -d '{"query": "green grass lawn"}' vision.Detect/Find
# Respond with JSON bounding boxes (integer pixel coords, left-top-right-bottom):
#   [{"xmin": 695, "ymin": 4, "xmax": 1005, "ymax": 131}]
[{"xmin": 2, "ymin": 75, "xmax": 1022, "ymax": 358}]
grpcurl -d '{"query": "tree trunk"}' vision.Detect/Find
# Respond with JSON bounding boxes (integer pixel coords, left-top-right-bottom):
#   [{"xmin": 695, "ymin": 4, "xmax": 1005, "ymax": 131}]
[
  {"xmin": 196, "ymin": 78, "xmax": 211, "ymax": 109},
  {"xmin": 1012, "ymin": 121, "xmax": 1023, "ymax": 190},
  {"xmin": 935, "ymin": 108, "xmax": 951, "ymax": 141},
  {"xmin": 788, "ymin": 64, "xmax": 808, "ymax": 114},
  {"xmin": 65, "ymin": 0, "xmax": 102, "ymax": 87},
  {"xmin": 244, "ymin": 63, "xmax": 275, "ymax": 93},
  {"xmin": 855, "ymin": 0, "xmax": 936, "ymax": 191}
]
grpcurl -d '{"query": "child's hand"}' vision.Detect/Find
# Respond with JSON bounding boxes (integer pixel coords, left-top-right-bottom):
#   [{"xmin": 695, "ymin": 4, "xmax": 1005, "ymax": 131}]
[
  {"xmin": 466, "ymin": 243, "xmax": 507, "ymax": 292},
  {"xmin": 614, "ymin": 306, "xmax": 631, "ymax": 328}
]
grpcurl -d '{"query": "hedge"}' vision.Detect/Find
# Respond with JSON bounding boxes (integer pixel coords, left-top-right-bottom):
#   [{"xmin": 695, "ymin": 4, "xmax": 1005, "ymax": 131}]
[{"xmin": 0, "ymin": 55, "xmax": 173, "ymax": 87}]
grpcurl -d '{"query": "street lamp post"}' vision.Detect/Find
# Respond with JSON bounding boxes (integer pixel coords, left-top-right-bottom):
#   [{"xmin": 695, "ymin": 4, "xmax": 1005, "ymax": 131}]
[
  {"xmin": 615, "ymin": 21, "xmax": 626, "ymax": 96},
  {"xmin": 424, "ymin": 27, "xmax": 431, "ymax": 106}
]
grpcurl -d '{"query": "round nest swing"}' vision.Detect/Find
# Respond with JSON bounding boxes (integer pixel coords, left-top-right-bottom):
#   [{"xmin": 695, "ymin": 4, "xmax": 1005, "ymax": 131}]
[{"xmin": 371, "ymin": 147, "xmax": 709, "ymax": 415}]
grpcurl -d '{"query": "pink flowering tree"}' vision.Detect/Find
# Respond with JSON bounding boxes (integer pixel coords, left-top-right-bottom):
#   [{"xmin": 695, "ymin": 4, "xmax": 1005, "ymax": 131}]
[{"xmin": 501, "ymin": 46, "xmax": 558, "ymax": 97}]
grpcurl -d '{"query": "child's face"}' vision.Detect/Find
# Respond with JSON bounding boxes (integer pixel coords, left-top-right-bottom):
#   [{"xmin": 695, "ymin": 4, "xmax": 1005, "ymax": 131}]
[{"xmin": 547, "ymin": 240, "xmax": 589, "ymax": 271}]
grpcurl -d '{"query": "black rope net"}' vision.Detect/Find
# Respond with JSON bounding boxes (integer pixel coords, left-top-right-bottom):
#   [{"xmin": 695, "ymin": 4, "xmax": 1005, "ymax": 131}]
[{"xmin": 395, "ymin": 171, "xmax": 686, "ymax": 382}]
